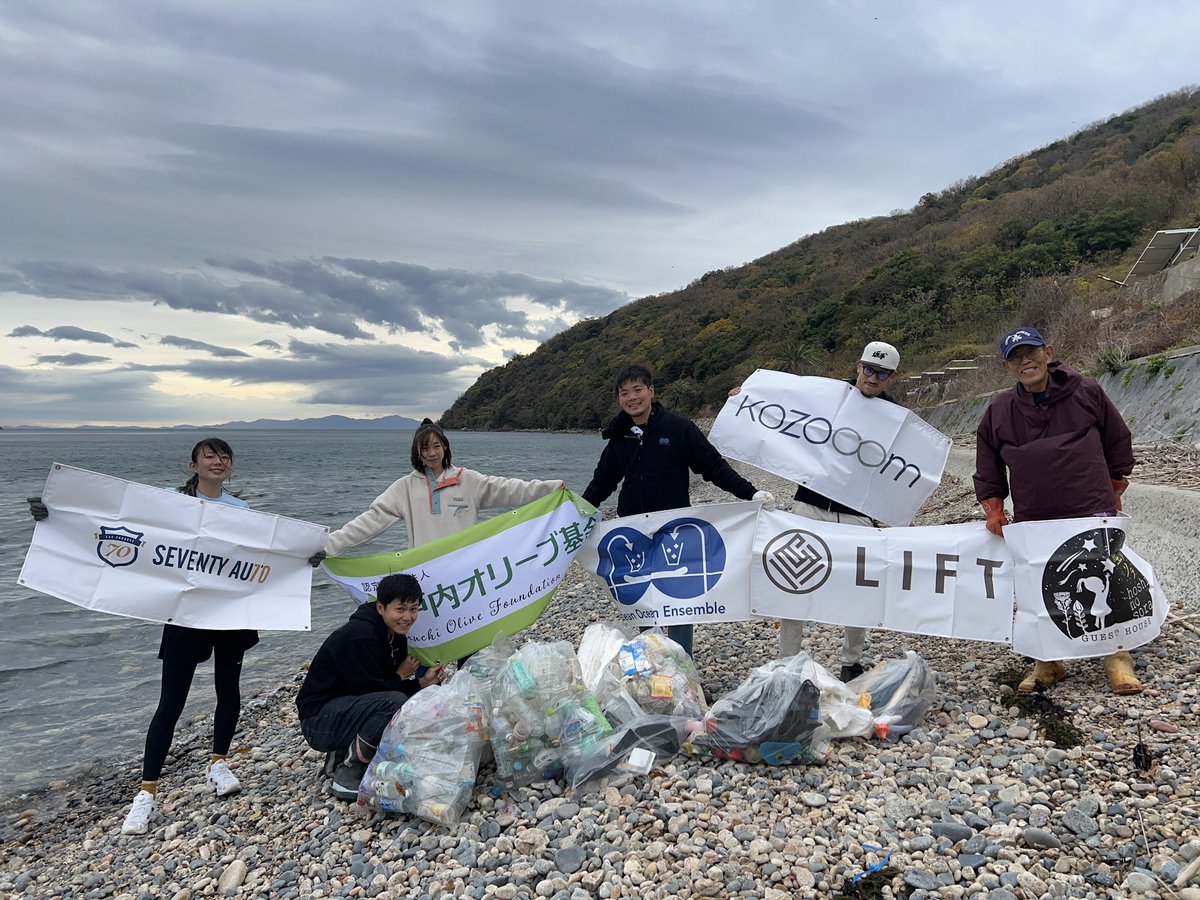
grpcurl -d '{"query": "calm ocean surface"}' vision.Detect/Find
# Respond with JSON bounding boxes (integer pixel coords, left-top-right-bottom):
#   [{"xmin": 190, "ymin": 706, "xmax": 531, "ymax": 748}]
[{"xmin": 0, "ymin": 429, "xmax": 604, "ymax": 801}]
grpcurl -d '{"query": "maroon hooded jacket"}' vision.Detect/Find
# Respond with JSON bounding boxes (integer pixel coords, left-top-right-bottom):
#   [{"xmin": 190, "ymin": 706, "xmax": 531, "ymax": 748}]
[{"xmin": 974, "ymin": 360, "xmax": 1134, "ymax": 522}]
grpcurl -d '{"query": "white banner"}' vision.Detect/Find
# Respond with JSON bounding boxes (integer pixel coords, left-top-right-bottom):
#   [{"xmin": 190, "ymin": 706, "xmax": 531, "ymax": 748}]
[
  {"xmin": 18, "ymin": 463, "xmax": 328, "ymax": 630},
  {"xmin": 576, "ymin": 501, "xmax": 758, "ymax": 627},
  {"xmin": 751, "ymin": 509, "xmax": 1014, "ymax": 644},
  {"xmin": 1005, "ymin": 516, "xmax": 1168, "ymax": 660},
  {"xmin": 708, "ymin": 370, "xmax": 950, "ymax": 526},
  {"xmin": 320, "ymin": 490, "xmax": 598, "ymax": 664},
  {"xmin": 575, "ymin": 504, "xmax": 1168, "ymax": 660}
]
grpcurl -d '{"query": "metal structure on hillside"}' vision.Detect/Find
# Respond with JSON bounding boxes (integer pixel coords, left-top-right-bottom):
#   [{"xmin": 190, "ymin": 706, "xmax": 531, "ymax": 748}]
[{"xmin": 1125, "ymin": 227, "xmax": 1200, "ymax": 281}]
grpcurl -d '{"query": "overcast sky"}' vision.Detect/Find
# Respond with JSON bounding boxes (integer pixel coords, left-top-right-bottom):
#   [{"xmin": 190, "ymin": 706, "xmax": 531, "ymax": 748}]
[{"xmin": 2, "ymin": 1, "xmax": 1197, "ymax": 426}]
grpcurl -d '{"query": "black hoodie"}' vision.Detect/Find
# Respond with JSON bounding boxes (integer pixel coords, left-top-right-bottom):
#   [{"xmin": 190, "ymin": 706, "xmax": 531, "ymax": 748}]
[
  {"xmin": 296, "ymin": 602, "xmax": 420, "ymax": 720},
  {"xmin": 582, "ymin": 401, "xmax": 757, "ymax": 516}
]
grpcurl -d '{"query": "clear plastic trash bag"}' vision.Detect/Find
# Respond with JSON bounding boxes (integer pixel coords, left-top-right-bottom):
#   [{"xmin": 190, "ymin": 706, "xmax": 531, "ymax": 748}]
[
  {"xmin": 844, "ymin": 650, "xmax": 936, "ymax": 739},
  {"xmin": 577, "ymin": 623, "xmax": 708, "ymax": 726},
  {"xmin": 488, "ymin": 640, "xmax": 614, "ymax": 791},
  {"xmin": 357, "ymin": 667, "xmax": 490, "ymax": 826}
]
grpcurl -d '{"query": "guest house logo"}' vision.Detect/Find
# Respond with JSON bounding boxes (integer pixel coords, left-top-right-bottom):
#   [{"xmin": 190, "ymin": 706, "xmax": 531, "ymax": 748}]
[
  {"xmin": 595, "ymin": 517, "xmax": 726, "ymax": 605},
  {"xmin": 95, "ymin": 525, "xmax": 146, "ymax": 568},
  {"xmin": 1040, "ymin": 526, "xmax": 1153, "ymax": 641}
]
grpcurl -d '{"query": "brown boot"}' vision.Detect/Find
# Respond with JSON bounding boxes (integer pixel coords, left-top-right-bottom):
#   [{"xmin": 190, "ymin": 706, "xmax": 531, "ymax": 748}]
[
  {"xmin": 1018, "ymin": 660, "xmax": 1067, "ymax": 692},
  {"xmin": 1103, "ymin": 651, "xmax": 1143, "ymax": 695}
]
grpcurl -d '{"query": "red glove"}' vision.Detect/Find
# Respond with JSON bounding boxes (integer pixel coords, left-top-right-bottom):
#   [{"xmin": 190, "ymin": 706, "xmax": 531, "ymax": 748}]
[
  {"xmin": 1111, "ymin": 479, "xmax": 1128, "ymax": 512},
  {"xmin": 980, "ymin": 497, "xmax": 1009, "ymax": 536}
]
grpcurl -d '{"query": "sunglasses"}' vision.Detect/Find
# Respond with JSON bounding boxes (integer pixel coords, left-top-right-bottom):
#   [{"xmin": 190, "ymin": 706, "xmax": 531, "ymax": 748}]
[{"xmin": 861, "ymin": 364, "xmax": 894, "ymax": 381}]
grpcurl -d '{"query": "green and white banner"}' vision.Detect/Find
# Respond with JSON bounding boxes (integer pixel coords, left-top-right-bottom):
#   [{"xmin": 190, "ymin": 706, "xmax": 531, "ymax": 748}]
[{"xmin": 321, "ymin": 488, "xmax": 599, "ymax": 664}]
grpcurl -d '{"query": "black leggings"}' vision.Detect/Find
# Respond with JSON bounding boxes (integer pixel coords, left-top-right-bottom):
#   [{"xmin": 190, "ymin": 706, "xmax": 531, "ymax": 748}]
[{"xmin": 141, "ymin": 648, "xmax": 245, "ymax": 782}]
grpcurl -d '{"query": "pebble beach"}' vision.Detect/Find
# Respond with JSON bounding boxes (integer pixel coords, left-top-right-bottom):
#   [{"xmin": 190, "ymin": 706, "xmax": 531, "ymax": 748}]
[{"xmin": 2, "ymin": 446, "xmax": 1199, "ymax": 900}]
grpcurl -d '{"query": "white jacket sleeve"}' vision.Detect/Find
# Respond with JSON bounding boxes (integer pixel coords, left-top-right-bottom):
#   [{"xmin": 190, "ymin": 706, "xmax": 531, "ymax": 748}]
[
  {"xmin": 324, "ymin": 481, "xmax": 406, "ymax": 557},
  {"xmin": 470, "ymin": 472, "xmax": 562, "ymax": 510}
]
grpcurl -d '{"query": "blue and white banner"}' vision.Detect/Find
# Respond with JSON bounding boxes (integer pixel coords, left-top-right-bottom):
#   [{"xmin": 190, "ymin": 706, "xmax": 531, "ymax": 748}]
[
  {"xmin": 19, "ymin": 463, "xmax": 328, "ymax": 630},
  {"xmin": 1005, "ymin": 515, "xmax": 1168, "ymax": 661},
  {"xmin": 575, "ymin": 501, "xmax": 758, "ymax": 627},
  {"xmin": 578, "ymin": 503, "xmax": 1168, "ymax": 660},
  {"xmin": 708, "ymin": 370, "xmax": 951, "ymax": 526}
]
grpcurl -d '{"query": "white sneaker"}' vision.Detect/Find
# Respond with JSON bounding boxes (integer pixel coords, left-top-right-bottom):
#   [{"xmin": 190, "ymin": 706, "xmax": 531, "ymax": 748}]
[
  {"xmin": 121, "ymin": 790, "xmax": 156, "ymax": 835},
  {"xmin": 206, "ymin": 759, "xmax": 241, "ymax": 797}
]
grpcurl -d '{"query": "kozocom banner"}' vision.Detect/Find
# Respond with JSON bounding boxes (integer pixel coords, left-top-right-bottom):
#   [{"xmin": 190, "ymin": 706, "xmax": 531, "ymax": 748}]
[
  {"xmin": 708, "ymin": 370, "xmax": 950, "ymax": 526},
  {"xmin": 19, "ymin": 464, "xmax": 328, "ymax": 630}
]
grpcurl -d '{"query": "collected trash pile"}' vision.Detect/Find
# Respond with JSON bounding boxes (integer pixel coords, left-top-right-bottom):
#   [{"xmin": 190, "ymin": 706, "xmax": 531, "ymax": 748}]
[{"xmin": 356, "ymin": 624, "xmax": 936, "ymax": 825}]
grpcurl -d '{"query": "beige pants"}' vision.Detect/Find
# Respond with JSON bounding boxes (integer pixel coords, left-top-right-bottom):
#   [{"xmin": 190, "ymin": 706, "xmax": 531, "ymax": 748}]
[{"xmin": 778, "ymin": 501, "xmax": 871, "ymax": 665}]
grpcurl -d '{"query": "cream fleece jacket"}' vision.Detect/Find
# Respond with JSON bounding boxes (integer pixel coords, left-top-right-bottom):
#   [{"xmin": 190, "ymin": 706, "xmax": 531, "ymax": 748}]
[{"xmin": 323, "ymin": 467, "xmax": 561, "ymax": 556}]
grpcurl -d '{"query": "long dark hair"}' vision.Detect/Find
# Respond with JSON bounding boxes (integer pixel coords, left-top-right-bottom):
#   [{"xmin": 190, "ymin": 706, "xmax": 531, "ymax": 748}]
[
  {"xmin": 411, "ymin": 419, "xmax": 452, "ymax": 473},
  {"xmin": 179, "ymin": 437, "xmax": 236, "ymax": 497}
]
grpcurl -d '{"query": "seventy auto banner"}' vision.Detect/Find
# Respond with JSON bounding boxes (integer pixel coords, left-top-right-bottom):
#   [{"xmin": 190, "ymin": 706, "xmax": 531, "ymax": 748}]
[
  {"xmin": 321, "ymin": 489, "xmax": 598, "ymax": 664},
  {"xmin": 19, "ymin": 463, "xmax": 328, "ymax": 630},
  {"xmin": 708, "ymin": 370, "xmax": 951, "ymax": 526},
  {"xmin": 578, "ymin": 503, "xmax": 1167, "ymax": 659},
  {"xmin": 575, "ymin": 501, "xmax": 759, "ymax": 628},
  {"xmin": 1004, "ymin": 515, "xmax": 1168, "ymax": 661}
]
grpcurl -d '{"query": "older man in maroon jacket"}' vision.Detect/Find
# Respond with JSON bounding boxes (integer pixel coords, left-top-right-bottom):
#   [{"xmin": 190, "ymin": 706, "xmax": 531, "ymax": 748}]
[{"xmin": 974, "ymin": 326, "xmax": 1140, "ymax": 695}]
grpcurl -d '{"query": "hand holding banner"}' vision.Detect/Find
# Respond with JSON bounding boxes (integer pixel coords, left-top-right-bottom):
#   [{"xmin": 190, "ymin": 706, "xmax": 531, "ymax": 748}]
[{"xmin": 708, "ymin": 370, "xmax": 950, "ymax": 526}]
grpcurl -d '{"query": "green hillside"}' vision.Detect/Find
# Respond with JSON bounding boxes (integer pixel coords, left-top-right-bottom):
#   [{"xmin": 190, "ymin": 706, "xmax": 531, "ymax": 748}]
[{"xmin": 441, "ymin": 88, "xmax": 1200, "ymax": 431}]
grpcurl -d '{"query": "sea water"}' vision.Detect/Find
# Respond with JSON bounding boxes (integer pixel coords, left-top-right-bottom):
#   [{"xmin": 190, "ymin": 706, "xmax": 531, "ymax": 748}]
[{"xmin": 0, "ymin": 429, "xmax": 603, "ymax": 799}]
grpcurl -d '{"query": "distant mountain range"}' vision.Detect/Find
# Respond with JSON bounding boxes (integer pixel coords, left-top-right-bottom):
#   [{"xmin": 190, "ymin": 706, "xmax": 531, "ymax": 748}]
[{"xmin": 1, "ymin": 415, "xmax": 423, "ymax": 431}]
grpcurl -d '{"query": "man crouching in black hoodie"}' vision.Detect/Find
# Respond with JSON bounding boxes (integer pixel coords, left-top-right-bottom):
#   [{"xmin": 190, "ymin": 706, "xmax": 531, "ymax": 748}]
[{"xmin": 297, "ymin": 573, "xmax": 447, "ymax": 800}]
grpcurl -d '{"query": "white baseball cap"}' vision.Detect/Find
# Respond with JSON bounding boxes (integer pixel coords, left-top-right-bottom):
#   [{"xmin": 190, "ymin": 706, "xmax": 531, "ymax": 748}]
[{"xmin": 859, "ymin": 341, "xmax": 900, "ymax": 372}]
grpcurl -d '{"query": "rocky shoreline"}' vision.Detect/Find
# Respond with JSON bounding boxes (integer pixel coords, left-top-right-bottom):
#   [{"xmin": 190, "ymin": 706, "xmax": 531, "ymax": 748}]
[{"xmin": 2, "ymin": 448, "xmax": 1198, "ymax": 899}]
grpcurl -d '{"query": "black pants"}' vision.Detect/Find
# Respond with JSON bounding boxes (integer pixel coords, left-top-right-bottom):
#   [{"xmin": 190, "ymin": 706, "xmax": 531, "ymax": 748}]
[
  {"xmin": 141, "ymin": 646, "xmax": 245, "ymax": 782},
  {"xmin": 299, "ymin": 692, "xmax": 408, "ymax": 755}
]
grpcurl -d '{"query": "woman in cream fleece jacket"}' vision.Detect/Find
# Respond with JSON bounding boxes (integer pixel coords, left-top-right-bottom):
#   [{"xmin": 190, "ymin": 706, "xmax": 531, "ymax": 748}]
[{"xmin": 322, "ymin": 419, "xmax": 563, "ymax": 557}]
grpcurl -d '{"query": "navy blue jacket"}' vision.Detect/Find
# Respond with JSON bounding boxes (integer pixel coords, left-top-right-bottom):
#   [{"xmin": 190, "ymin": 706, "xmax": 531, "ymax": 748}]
[
  {"xmin": 296, "ymin": 602, "xmax": 420, "ymax": 720},
  {"xmin": 582, "ymin": 402, "xmax": 757, "ymax": 516}
]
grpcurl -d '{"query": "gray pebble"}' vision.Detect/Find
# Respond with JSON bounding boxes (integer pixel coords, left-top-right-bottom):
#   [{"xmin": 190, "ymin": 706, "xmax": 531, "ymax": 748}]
[{"xmin": 903, "ymin": 870, "xmax": 939, "ymax": 891}]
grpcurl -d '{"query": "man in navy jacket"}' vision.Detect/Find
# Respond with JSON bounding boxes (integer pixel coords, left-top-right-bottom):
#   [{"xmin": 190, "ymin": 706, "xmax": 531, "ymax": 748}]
[
  {"xmin": 297, "ymin": 573, "xmax": 447, "ymax": 799},
  {"xmin": 583, "ymin": 364, "xmax": 773, "ymax": 660}
]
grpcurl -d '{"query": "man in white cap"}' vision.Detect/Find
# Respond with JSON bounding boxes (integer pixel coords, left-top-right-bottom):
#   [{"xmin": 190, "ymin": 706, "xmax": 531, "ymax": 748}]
[
  {"xmin": 734, "ymin": 340, "xmax": 902, "ymax": 680},
  {"xmin": 785, "ymin": 340, "xmax": 902, "ymax": 679}
]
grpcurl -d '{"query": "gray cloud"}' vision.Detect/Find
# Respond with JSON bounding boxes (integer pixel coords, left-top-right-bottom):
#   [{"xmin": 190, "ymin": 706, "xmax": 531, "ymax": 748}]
[
  {"xmin": 35, "ymin": 353, "xmax": 110, "ymax": 365},
  {"xmin": 8, "ymin": 324, "xmax": 139, "ymax": 348},
  {"xmin": 254, "ymin": 339, "xmax": 282, "ymax": 349},
  {"xmin": 0, "ymin": 363, "xmax": 182, "ymax": 426},
  {"xmin": 160, "ymin": 335, "xmax": 250, "ymax": 358},
  {"xmin": 3, "ymin": 257, "xmax": 628, "ymax": 346},
  {"xmin": 119, "ymin": 338, "xmax": 487, "ymax": 408},
  {"xmin": 3, "ymin": 2, "xmax": 1200, "ymax": 427}
]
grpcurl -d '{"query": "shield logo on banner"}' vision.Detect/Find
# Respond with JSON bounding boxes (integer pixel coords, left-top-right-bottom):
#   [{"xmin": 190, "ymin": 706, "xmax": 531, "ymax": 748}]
[
  {"xmin": 595, "ymin": 517, "xmax": 727, "ymax": 605},
  {"xmin": 1040, "ymin": 527, "xmax": 1153, "ymax": 639},
  {"xmin": 95, "ymin": 525, "xmax": 146, "ymax": 568}
]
